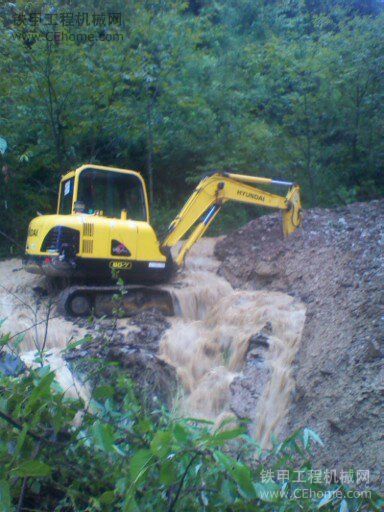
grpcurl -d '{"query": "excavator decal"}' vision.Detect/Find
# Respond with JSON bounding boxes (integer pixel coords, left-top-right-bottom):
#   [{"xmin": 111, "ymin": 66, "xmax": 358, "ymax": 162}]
[
  {"xmin": 28, "ymin": 228, "xmax": 39, "ymax": 237},
  {"xmin": 109, "ymin": 261, "xmax": 133, "ymax": 270},
  {"xmin": 237, "ymin": 189, "xmax": 265, "ymax": 202}
]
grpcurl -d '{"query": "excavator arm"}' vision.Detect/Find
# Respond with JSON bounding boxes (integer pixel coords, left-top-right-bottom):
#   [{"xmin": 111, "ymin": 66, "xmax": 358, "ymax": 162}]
[{"xmin": 161, "ymin": 172, "xmax": 302, "ymax": 267}]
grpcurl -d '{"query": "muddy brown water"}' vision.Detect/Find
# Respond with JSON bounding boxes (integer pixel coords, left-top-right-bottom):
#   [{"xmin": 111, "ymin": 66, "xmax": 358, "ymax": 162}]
[{"xmin": 0, "ymin": 239, "xmax": 306, "ymax": 447}]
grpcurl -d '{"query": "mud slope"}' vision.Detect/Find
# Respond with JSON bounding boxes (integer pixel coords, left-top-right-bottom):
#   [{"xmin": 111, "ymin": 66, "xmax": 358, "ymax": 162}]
[{"xmin": 215, "ymin": 199, "xmax": 384, "ymax": 487}]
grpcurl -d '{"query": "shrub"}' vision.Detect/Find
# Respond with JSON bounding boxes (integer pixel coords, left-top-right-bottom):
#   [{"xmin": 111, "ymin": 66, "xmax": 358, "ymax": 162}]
[{"xmin": 0, "ymin": 333, "xmax": 382, "ymax": 511}]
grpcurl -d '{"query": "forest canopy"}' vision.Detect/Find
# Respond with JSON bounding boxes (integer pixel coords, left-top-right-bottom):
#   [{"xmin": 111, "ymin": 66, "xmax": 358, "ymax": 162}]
[{"xmin": 0, "ymin": 0, "xmax": 383, "ymax": 253}]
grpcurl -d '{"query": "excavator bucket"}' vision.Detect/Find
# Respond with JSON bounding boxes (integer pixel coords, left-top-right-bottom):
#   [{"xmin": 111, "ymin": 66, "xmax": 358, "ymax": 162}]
[{"xmin": 282, "ymin": 185, "xmax": 302, "ymax": 236}]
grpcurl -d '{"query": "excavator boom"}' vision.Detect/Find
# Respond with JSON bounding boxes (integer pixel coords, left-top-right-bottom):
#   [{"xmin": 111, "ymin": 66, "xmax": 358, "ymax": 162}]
[{"xmin": 162, "ymin": 172, "xmax": 301, "ymax": 266}]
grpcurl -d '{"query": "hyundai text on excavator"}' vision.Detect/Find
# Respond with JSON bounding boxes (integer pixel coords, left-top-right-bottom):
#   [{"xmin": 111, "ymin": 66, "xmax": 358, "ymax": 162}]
[{"xmin": 24, "ymin": 164, "xmax": 301, "ymax": 317}]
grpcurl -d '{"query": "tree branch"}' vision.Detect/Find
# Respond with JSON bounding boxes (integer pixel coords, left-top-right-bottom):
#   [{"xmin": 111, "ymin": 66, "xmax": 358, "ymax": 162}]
[{"xmin": 168, "ymin": 452, "xmax": 200, "ymax": 512}]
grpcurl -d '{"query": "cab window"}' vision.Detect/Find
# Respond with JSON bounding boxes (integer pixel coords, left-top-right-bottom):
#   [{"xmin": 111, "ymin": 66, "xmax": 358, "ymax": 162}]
[
  {"xmin": 59, "ymin": 178, "xmax": 74, "ymax": 214},
  {"xmin": 77, "ymin": 169, "xmax": 147, "ymax": 220}
]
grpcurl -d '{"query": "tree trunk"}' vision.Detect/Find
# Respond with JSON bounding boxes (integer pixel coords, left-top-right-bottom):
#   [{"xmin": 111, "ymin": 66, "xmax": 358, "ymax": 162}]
[
  {"xmin": 304, "ymin": 93, "xmax": 317, "ymax": 207},
  {"xmin": 146, "ymin": 100, "xmax": 154, "ymax": 205}
]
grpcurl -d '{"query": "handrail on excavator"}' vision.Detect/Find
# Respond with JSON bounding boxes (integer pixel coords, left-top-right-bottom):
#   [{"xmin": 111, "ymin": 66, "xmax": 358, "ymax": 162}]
[{"xmin": 225, "ymin": 172, "xmax": 294, "ymax": 187}]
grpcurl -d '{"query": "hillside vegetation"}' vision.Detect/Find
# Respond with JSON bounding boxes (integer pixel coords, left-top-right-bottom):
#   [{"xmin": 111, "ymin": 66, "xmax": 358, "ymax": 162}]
[{"xmin": 0, "ymin": 0, "xmax": 384, "ymax": 253}]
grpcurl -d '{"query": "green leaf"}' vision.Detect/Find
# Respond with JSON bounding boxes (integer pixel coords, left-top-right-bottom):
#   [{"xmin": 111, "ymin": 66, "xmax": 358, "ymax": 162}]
[
  {"xmin": 94, "ymin": 385, "xmax": 114, "ymax": 400},
  {"xmin": 123, "ymin": 496, "xmax": 140, "ymax": 512},
  {"xmin": 91, "ymin": 420, "xmax": 115, "ymax": 452},
  {"xmin": 370, "ymin": 496, "xmax": 384, "ymax": 511},
  {"xmin": 215, "ymin": 451, "xmax": 255, "ymax": 500},
  {"xmin": 201, "ymin": 491, "xmax": 208, "ymax": 506},
  {"xmin": 150, "ymin": 430, "xmax": 173, "ymax": 458},
  {"xmin": 232, "ymin": 464, "xmax": 256, "ymax": 499},
  {"xmin": 0, "ymin": 137, "xmax": 7, "ymax": 155},
  {"xmin": 137, "ymin": 418, "xmax": 152, "ymax": 435},
  {"xmin": 0, "ymin": 480, "xmax": 11, "ymax": 512},
  {"xmin": 255, "ymin": 481, "xmax": 281, "ymax": 503},
  {"xmin": 173, "ymin": 423, "xmax": 189, "ymax": 443},
  {"xmin": 13, "ymin": 460, "xmax": 52, "ymax": 477},
  {"xmin": 210, "ymin": 426, "xmax": 246, "ymax": 445},
  {"xmin": 99, "ymin": 490, "xmax": 115, "ymax": 504},
  {"xmin": 318, "ymin": 490, "xmax": 338, "ymax": 508},
  {"xmin": 160, "ymin": 460, "xmax": 177, "ymax": 486},
  {"xmin": 15, "ymin": 424, "xmax": 28, "ymax": 455},
  {"xmin": 304, "ymin": 428, "xmax": 324, "ymax": 449},
  {"xmin": 130, "ymin": 449, "xmax": 153, "ymax": 482},
  {"xmin": 26, "ymin": 372, "xmax": 55, "ymax": 413},
  {"xmin": 220, "ymin": 478, "xmax": 236, "ymax": 505},
  {"xmin": 213, "ymin": 450, "xmax": 236, "ymax": 472},
  {"xmin": 66, "ymin": 335, "xmax": 92, "ymax": 351},
  {"xmin": 339, "ymin": 499, "xmax": 349, "ymax": 512}
]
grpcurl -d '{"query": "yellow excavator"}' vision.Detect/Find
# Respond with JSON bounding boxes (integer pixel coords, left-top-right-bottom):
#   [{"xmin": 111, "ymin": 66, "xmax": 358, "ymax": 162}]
[{"xmin": 24, "ymin": 164, "xmax": 301, "ymax": 316}]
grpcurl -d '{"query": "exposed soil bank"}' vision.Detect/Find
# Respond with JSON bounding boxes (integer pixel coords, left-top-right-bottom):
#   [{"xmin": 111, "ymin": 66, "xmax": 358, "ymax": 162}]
[
  {"xmin": 66, "ymin": 310, "xmax": 177, "ymax": 409},
  {"xmin": 215, "ymin": 199, "xmax": 384, "ymax": 488}
]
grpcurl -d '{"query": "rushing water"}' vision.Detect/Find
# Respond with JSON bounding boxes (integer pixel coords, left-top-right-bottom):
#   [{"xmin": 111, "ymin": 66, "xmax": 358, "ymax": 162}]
[
  {"xmin": 161, "ymin": 240, "xmax": 306, "ymax": 446},
  {"xmin": 0, "ymin": 240, "xmax": 306, "ymax": 445},
  {"xmin": 0, "ymin": 259, "xmax": 82, "ymax": 351}
]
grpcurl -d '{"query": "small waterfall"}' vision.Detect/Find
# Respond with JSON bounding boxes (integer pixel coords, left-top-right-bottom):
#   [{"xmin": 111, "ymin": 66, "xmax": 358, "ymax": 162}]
[{"xmin": 160, "ymin": 241, "xmax": 306, "ymax": 447}]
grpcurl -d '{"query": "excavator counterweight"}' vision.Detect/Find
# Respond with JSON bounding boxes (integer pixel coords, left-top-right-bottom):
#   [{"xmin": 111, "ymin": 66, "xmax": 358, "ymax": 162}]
[{"xmin": 24, "ymin": 165, "xmax": 302, "ymax": 317}]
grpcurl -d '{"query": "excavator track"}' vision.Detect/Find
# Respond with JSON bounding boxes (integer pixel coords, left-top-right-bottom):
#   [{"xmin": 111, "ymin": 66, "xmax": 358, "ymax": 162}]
[{"xmin": 57, "ymin": 285, "xmax": 175, "ymax": 318}]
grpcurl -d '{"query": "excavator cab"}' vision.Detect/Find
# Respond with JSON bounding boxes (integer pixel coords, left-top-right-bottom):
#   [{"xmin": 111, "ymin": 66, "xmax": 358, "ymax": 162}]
[
  {"xmin": 58, "ymin": 166, "xmax": 148, "ymax": 221},
  {"xmin": 24, "ymin": 165, "xmax": 169, "ymax": 284}
]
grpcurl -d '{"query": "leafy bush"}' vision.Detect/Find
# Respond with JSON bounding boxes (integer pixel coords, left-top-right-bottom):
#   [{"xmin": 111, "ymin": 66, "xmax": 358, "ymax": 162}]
[{"xmin": 0, "ymin": 333, "xmax": 382, "ymax": 511}]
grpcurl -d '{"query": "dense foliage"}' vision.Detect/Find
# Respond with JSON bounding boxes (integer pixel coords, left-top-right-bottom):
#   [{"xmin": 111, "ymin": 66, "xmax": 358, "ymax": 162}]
[
  {"xmin": 0, "ymin": 0, "xmax": 384, "ymax": 252},
  {"xmin": 0, "ymin": 331, "xmax": 382, "ymax": 511}
]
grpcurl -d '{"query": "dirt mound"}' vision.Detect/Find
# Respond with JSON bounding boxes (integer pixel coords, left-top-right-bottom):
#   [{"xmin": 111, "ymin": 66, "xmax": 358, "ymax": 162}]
[{"xmin": 215, "ymin": 200, "xmax": 384, "ymax": 488}]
